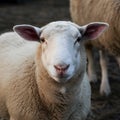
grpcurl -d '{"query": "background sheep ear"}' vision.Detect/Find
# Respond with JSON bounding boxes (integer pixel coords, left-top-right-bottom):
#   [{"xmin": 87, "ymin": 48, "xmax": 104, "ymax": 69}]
[
  {"xmin": 81, "ymin": 22, "xmax": 109, "ymax": 40},
  {"xmin": 13, "ymin": 24, "xmax": 41, "ymax": 42}
]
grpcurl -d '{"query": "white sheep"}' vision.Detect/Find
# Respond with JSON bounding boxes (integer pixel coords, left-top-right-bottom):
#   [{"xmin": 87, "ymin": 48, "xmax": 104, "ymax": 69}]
[
  {"xmin": 70, "ymin": 0, "xmax": 120, "ymax": 96},
  {"xmin": 0, "ymin": 21, "xmax": 108, "ymax": 120}
]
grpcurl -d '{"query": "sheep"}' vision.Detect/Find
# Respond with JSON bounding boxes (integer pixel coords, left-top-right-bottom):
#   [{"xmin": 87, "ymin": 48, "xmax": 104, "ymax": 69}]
[
  {"xmin": 70, "ymin": 0, "xmax": 120, "ymax": 96},
  {"xmin": 0, "ymin": 21, "xmax": 108, "ymax": 120}
]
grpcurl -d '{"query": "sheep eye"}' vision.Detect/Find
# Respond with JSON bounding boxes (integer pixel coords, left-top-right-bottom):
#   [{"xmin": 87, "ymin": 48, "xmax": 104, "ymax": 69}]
[
  {"xmin": 74, "ymin": 36, "xmax": 81, "ymax": 45},
  {"xmin": 40, "ymin": 38, "xmax": 45, "ymax": 43},
  {"xmin": 76, "ymin": 37, "xmax": 81, "ymax": 42}
]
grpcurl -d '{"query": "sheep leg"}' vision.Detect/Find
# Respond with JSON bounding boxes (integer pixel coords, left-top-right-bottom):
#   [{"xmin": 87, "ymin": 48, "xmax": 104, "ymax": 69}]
[
  {"xmin": 10, "ymin": 118, "xmax": 14, "ymax": 120},
  {"xmin": 99, "ymin": 50, "xmax": 111, "ymax": 96},
  {"xmin": 86, "ymin": 47, "xmax": 97, "ymax": 82},
  {"xmin": 116, "ymin": 56, "xmax": 120, "ymax": 67}
]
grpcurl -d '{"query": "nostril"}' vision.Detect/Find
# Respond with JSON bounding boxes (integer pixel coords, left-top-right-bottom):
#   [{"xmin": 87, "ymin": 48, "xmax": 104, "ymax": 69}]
[{"xmin": 54, "ymin": 64, "xmax": 70, "ymax": 71}]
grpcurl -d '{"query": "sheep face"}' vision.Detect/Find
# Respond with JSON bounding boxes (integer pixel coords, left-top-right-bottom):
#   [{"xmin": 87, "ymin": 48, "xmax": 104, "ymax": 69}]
[
  {"xmin": 13, "ymin": 21, "xmax": 109, "ymax": 83},
  {"xmin": 40, "ymin": 22, "xmax": 82, "ymax": 83}
]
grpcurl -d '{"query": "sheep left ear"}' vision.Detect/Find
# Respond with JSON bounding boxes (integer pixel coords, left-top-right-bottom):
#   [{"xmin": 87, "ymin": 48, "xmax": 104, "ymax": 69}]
[
  {"xmin": 13, "ymin": 24, "xmax": 41, "ymax": 42},
  {"xmin": 81, "ymin": 22, "xmax": 109, "ymax": 40}
]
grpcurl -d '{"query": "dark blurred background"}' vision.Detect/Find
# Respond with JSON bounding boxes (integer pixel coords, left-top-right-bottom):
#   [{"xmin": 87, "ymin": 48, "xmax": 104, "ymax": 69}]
[
  {"xmin": 0, "ymin": 0, "xmax": 69, "ymax": 5},
  {"xmin": 0, "ymin": 0, "xmax": 27, "ymax": 4},
  {"xmin": 0, "ymin": 0, "xmax": 70, "ymax": 33}
]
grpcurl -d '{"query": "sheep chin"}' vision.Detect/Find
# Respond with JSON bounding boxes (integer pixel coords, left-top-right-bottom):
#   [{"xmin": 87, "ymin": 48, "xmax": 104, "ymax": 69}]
[{"xmin": 52, "ymin": 75, "xmax": 72, "ymax": 83}]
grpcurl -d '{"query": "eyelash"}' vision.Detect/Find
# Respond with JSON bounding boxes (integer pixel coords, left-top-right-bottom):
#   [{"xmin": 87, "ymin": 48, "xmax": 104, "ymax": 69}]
[
  {"xmin": 74, "ymin": 37, "xmax": 81, "ymax": 45},
  {"xmin": 76, "ymin": 37, "xmax": 81, "ymax": 42}
]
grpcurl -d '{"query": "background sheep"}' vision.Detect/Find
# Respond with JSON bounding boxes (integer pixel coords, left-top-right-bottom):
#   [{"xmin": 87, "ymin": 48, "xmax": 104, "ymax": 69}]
[
  {"xmin": 0, "ymin": 21, "xmax": 108, "ymax": 120},
  {"xmin": 70, "ymin": 0, "xmax": 120, "ymax": 96}
]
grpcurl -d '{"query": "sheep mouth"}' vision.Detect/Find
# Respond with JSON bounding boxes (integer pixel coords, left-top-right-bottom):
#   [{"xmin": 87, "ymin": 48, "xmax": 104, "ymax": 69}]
[{"xmin": 53, "ymin": 74, "xmax": 72, "ymax": 83}]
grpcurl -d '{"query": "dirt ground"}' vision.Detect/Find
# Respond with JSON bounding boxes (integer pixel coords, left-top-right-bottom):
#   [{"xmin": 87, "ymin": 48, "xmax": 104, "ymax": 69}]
[{"xmin": 0, "ymin": 0, "xmax": 120, "ymax": 120}]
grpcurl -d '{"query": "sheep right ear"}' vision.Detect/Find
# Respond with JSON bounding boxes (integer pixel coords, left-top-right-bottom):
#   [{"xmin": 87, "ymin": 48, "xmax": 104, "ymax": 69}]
[
  {"xmin": 81, "ymin": 22, "xmax": 109, "ymax": 40},
  {"xmin": 13, "ymin": 24, "xmax": 41, "ymax": 42}
]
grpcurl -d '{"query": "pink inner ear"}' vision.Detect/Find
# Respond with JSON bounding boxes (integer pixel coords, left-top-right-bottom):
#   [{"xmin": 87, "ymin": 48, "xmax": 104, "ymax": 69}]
[
  {"xmin": 15, "ymin": 27, "xmax": 40, "ymax": 41},
  {"xmin": 84, "ymin": 25, "xmax": 106, "ymax": 39}
]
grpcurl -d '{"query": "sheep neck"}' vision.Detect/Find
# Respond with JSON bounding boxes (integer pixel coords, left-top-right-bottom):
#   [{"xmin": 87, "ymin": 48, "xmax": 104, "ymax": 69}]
[{"xmin": 35, "ymin": 45, "xmax": 85, "ymax": 119}]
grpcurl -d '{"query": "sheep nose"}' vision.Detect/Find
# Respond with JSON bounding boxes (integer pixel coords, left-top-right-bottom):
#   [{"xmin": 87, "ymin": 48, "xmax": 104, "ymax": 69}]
[{"xmin": 54, "ymin": 64, "xmax": 70, "ymax": 74}]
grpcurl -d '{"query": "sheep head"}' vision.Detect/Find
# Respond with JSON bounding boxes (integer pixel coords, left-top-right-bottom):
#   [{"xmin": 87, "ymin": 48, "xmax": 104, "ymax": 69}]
[{"xmin": 13, "ymin": 21, "xmax": 108, "ymax": 83}]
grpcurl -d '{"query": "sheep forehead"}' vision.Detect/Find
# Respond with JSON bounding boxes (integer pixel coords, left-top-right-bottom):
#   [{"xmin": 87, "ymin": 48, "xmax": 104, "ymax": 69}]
[{"xmin": 42, "ymin": 21, "xmax": 80, "ymax": 38}]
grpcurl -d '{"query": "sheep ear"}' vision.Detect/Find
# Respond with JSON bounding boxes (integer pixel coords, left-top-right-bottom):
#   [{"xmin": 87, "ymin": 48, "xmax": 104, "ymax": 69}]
[
  {"xmin": 13, "ymin": 24, "xmax": 41, "ymax": 42},
  {"xmin": 81, "ymin": 22, "xmax": 109, "ymax": 40}
]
